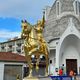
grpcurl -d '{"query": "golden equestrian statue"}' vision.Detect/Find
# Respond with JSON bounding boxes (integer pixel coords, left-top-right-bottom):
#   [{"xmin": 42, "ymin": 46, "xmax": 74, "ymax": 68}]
[{"xmin": 21, "ymin": 12, "xmax": 49, "ymax": 77}]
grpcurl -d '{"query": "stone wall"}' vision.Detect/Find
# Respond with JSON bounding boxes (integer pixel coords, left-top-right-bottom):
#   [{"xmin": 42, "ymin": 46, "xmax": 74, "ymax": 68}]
[{"xmin": 60, "ymin": 0, "xmax": 74, "ymax": 13}]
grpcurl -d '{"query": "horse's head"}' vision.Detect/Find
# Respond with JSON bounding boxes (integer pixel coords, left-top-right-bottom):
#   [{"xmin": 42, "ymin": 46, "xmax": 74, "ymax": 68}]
[
  {"xmin": 21, "ymin": 20, "xmax": 28, "ymax": 30},
  {"xmin": 21, "ymin": 20, "xmax": 31, "ymax": 39}
]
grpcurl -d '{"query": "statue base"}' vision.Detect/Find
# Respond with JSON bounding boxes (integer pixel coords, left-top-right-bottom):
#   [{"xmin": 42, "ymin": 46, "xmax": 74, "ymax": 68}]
[
  {"xmin": 23, "ymin": 77, "xmax": 39, "ymax": 80},
  {"xmin": 23, "ymin": 76, "xmax": 52, "ymax": 80}
]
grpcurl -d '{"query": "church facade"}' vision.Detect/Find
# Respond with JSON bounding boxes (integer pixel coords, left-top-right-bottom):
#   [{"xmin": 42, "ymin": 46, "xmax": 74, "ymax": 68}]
[{"xmin": 44, "ymin": 0, "xmax": 80, "ymax": 75}]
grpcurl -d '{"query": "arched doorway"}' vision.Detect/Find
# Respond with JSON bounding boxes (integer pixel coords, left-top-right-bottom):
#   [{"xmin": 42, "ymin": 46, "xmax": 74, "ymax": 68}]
[{"xmin": 59, "ymin": 34, "xmax": 80, "ymax": 75}]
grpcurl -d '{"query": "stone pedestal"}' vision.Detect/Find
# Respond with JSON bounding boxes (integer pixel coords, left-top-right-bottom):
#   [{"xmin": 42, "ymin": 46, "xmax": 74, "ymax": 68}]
[
  {"xmin": 23, "ymin": 77, "xmax": 39, "ymax": 80},
  {"xmin": 23, "ymin": 76, "xmax": 52, "ymax": 80}
]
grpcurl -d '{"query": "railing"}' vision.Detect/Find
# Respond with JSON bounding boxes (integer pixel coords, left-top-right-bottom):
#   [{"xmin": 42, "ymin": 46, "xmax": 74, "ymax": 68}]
[
  {"xmin": 50, "ymin": 76, "xmax": 72, "ymax": 80},
  {"xmin": 7, "ymin": 48, "xmax": 13, "ymax": 51},
  {"xmin": 16, "ymin": 46, "xmax": 21, "ymax": 50},
  {"xmin": 8, "ymin": 42, "xmax": 15, "ymax": 46},
  {"xmin": 1, "ymin": 49, "xmax": 6, "ymax": 52}
]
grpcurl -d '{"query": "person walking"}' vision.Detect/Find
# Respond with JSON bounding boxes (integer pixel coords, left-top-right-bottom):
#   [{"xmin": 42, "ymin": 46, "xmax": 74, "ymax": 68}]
[
  {"xmin": 59, "ymin": 68, "xmax": 63, "ymax": 76},
  {"xmin": 69, "ymin": 70, "xmax": 74, "ymax": 80}
]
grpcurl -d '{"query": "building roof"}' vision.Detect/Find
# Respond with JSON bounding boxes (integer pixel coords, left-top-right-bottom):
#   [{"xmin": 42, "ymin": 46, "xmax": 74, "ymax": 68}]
[
  {"xmin": 0, "ymin": 38, "xmax": 24, "ymax": 44},
  {"xmin": 0, "ymin": 52, "xmax": 26, "ymax": 63}
]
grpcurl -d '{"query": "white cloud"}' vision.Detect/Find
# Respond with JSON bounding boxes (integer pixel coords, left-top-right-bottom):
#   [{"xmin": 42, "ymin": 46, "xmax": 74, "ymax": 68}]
[
  {"xmin": 0, "ymin": 0, "xmax": 53, "ymax": 21},
  {"xmin": 0, "ymin": 0, "xmax": 53, "ymax": 42},
  {"xmin": 0, "ymin": 29, "xmax": 20, "ymax": 39}
]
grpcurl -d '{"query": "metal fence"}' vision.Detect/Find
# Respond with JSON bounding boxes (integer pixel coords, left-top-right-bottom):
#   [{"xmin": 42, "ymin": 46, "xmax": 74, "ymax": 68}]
[{"xmin": 50, "ymin": 76, "xmax": 72, "ymax": 80}]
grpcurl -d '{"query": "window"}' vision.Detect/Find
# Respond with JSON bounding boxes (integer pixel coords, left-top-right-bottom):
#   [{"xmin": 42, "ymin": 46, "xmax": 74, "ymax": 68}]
[
  {"xmin": 76, "ymin": 1, "xmax": 78, "ymax": 14},
  {"xmin": 17, "ymin": 49, "xmax": 21, "ymax": 53},
  {"xmin": 56, "ymin": 1, "xmax": 61, "ymax": 16},
  {"xmin": 74, "ymin": 0, "xmax": 79, "ymax": 15},
  {"xmin": 57, "ymin": 2, "xmax": 59, "ymax": 15},
  {"xmin": 1, "ymin": 46, "xmax": 4, "ymax": 49}
]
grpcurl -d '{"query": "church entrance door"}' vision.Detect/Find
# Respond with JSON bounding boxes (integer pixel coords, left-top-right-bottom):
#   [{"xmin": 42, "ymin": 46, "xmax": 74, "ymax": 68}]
[{"xmin": 66, "ymin": 59, "xmax": 77, "ymax": 75}]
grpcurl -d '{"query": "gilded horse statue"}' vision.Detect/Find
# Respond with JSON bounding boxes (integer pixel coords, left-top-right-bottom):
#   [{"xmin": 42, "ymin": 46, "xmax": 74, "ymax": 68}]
[{"xmin": 21, "ymin": 13, "xmax": 49, "ymax": 77}]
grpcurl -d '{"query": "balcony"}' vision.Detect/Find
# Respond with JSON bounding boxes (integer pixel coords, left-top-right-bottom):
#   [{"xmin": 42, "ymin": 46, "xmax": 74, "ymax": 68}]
[
  {"xmin": 7, "ymin": 47, "xmax": 13, "ymax": 52},
  {"xmin": 1, "ymin": 49, "xmax": 6, "ymax": 52},
  {"xmin": 8, "ymin": 42, "xmax": 15, "ymax": 47},
  {"xmin": 16, "ymin": 46, "xmax": 21, "ymax": 50},
  {"xmin": 1, "ymin": 44, "xmax": 6, "ymax": 48},
  {"xmin": 16, "ymin": 40, "xmax": 23, "ymax": 44}
]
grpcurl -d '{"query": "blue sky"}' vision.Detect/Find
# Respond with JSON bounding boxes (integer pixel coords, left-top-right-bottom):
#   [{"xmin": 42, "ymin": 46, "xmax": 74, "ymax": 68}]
[{"xmin": 0, "ymin": 0, "xmax": 54, "ymax": 42}]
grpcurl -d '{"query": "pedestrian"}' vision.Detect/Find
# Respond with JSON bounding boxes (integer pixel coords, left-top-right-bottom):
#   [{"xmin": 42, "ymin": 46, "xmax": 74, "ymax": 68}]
[
  {"xmin": 59, "ymin": 68, "xmax": 63, "ymax": 76},
  {"xmin": 69, "ymin": 70, "xmax": 74, "ymax": 80},
  {"xmin": 69, "ymin": 70, "xmax": 74, "ymax": 77}
]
